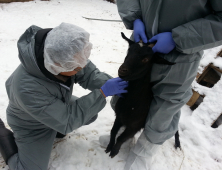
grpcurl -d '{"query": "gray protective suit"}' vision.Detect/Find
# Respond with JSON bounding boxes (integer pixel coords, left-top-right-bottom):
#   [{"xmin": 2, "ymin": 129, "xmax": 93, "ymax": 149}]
[
  {"xmin": 116, "ymin": 0, "xmax": 222, "ymax": 144},
  {"xmin": 5, "ymin": 25, "xmax": 112, "ymax": 170}
]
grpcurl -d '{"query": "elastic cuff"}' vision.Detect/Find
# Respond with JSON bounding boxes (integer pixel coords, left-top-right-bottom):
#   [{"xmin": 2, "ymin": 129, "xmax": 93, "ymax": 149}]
[{"xmin": 100, "ymin": 89, "xmax": 106, "ymax": 98}]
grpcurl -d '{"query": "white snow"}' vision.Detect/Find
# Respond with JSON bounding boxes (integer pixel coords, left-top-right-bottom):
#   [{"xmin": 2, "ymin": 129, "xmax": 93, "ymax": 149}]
[{"xmin": 0, "ymin": 0, "xmax": 222, "ymax": 170}]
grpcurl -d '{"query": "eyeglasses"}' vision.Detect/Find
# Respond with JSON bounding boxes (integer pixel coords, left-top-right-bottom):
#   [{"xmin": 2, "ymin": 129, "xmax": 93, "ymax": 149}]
[{"xmin": 74, "ymin": 68, "xmax": 82, "ymax": 72}]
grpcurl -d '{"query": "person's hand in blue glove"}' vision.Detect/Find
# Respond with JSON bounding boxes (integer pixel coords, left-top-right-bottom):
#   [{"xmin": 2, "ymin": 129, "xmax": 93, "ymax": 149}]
[
  {"xmin": 149, "ymin": 32, "xmax": 176, "ymax": 54},
  {"xmin": 133, "ymin": 19, "xmax": 148, "ymax": 43},
  {"xmin": 100, "ymin": 77, "xmax": 128, "ymax": 97}
]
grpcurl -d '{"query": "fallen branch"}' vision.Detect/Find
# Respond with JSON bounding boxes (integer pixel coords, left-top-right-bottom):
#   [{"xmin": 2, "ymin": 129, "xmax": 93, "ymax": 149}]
[
  {"xmin": 82, "ymin": 16, "xmax": 122, "ymax": 22},
  {"xmin": 217, "ymin": 49, "xmax": 222, "ymax": 57},
  {"xmin": 106, "ymin": 61, "xmax": 122, "ymax": 64}
]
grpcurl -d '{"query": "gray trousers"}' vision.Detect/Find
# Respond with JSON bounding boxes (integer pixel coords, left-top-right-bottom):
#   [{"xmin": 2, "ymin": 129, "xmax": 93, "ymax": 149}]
[
  {"xmin": 111, "ymin": 49, "xmax": 202, "ymax": 145},
  {"xmin": 8, "ymin": 96, "xmax": 98, "ymax": 170}
]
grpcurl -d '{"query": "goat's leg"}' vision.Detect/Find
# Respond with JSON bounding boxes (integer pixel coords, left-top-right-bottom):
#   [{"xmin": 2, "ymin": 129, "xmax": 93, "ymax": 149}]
[
  {"xmin": 174, "ymin": 131, "xmax": 181, "ymax": 149},
  {"xmin": 109, "ymin": 128, "xmax": 137, "ymax": 158},
  {"xmin": 105, "ymin": 118, "xmax": 122, "ymax": 153}
]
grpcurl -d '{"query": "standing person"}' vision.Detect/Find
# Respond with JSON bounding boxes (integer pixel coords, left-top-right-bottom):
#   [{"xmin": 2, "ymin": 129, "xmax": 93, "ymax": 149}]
[
  {"xmin": 0, "ymin": 23, "xmax": 128, "ymax": 170},
  {"xmin": 115, "ymin": 1, "xmax": 222, "ymax": 169}
]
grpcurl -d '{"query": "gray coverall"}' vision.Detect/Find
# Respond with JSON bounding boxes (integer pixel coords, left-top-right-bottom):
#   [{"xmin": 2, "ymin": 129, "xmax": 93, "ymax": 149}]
[
  {"xmin": 116, "ymin": 0, "xmax": 222, "ymax": 144},
  {"xmin": 5, "ymin": 26, "xmax": 112, "ymax": 170}
]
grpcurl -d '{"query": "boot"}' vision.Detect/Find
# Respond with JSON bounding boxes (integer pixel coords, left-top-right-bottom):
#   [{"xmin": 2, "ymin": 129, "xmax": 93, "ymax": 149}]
[
  {"xmin": 0, "ymin": 119, "xmax": 18, "ymax": 164},
  {"xmin": 124, "ymin": 132, "xmax": 160, "ymax": 170}
]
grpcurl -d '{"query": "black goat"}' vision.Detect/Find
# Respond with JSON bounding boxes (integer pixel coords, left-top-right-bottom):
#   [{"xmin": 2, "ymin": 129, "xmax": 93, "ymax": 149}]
[{"xmin": 105, "ymin": 33, "xmax": 181, "ymax": 158}]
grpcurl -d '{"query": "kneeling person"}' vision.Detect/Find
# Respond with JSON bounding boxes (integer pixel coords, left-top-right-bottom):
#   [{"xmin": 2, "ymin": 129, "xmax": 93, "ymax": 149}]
[{"xmin": 0, "ymin": 23, "xmax": 128, "ymax": 170}]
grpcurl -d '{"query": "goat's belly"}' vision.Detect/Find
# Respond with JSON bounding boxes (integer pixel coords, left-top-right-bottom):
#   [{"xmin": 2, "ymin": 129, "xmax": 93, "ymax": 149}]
[
  {"xmin": 115, "ymin": 98, "xmax": 150, "ymax": 129},
  {"xmin": 121, "ymin": 115, "xmax": 147, "ymax": 130}
]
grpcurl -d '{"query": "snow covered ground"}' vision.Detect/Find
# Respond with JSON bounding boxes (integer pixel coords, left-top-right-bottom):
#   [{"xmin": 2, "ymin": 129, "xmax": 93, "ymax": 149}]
[{"xmin": 0, "ymin": 0, "xmax": 222, "ymax": 169}]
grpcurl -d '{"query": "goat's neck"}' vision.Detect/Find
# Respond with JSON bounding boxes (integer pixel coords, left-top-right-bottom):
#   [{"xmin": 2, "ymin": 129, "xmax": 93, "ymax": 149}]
[
  {"xmin": 128, "ymin": 74, "xmax": 151, "ymax": 91},
  {"xmin": 127, "ymin": 65, "xmax": 153, "ymax": 95}
]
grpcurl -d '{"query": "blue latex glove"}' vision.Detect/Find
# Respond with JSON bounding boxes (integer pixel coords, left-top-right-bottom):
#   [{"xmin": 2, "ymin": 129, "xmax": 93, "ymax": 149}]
[
  {"xmin": 101, "ymin": 77, "xmax": 128, "ymax": 97},
  {"xmin": 149, "ymin": 32, "xmax": 176, "ymax": 54},
  {"xmin": 133, "ymin": 19, "xmax": 148, "ymax": 43}
]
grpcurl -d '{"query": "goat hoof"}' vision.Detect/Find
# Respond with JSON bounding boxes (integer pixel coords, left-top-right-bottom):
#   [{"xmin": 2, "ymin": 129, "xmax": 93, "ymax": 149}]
[
  {"xmin": 105, "ymin": 144, "xmax": 113, "ymax": 153},
  {"xmin": 105, "ymin": 149, "xmax": 111, "ymax": 153},
  {"xmin": 110, "ymin": 155, "xmax": 115, "ymax": 158},
  {"xmin": 174, "ymin": 143, "xmax": 181, "ymax": 150},
  {"xmin": 109, "ymin": 149, "xmax": 119, "ymax": 158}
]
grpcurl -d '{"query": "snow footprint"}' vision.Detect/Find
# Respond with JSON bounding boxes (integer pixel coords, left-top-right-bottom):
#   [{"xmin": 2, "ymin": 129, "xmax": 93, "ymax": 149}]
[
  {"xmin": 75, "ymin": 133, "xmax": 88, "ymax": 140},
  {"xmin": 91, "ymin": 130, "xmax": 98, "ymax": 135}
]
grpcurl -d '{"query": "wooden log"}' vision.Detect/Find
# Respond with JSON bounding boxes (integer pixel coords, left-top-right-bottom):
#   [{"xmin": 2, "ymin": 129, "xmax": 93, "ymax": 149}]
[
  {"xmin": 197, "ymin": 65, "xmax": 209, "ymax": 81},
  {"xmin": 211, "ymin": 113, "xmax": 222, "ymax": 128},
  {"xmin": 197, "ymin": 64, "xmax": 221, "ymax": 88},
  {"xmin": 0, "ymin": 0, "xmax": 33, "ymax": 2},
  {"xmin": 197, "ymin": 65, "xmax": 211, "ymax": 83},
  {"xmin": 201, "ymin": 69, "xmax": 220, "ymax": 84},
  {"xmin": 209, "ymin": 64, "xmax": 222, "ymax": 74},
  {"xmin": 217, "ymin": 49, "xmax": 222, "ymax": 57},
  {"xmin": 196, "ymin": 63, "xmax": 222, "ymax": 81},
  {"xmin": 190, "ymin": 95, "xmax": 204, "ymax": 111},
  {"xmin": 187, "ymin": 90, "xmax": 200, "ymax": 107}
]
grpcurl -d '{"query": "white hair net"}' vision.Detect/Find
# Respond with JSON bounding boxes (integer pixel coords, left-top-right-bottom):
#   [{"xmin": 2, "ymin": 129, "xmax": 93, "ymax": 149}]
[{"xmin": 44, "ymin": 22, "xmax": 92, "ymax": 75}]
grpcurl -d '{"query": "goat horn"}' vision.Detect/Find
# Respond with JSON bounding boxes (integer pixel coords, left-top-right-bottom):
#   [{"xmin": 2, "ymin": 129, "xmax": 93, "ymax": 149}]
[
  {"xmin": 139, "ymin": 40, "xmax": 155, "ymax": 48},
  {"xmin": 148, "ymin": 43, "xmax": 155, "ymax": 48}
]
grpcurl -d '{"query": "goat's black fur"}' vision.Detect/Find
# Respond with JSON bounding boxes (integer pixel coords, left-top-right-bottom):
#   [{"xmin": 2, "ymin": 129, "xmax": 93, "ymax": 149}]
[{"xmin": 106, "ymin": 33, "xmax": 180, "ymax": 158}]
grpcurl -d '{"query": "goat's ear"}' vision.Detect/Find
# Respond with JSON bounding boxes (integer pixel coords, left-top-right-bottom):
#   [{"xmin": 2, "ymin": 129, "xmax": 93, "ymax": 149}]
[
  {"xmin": 153, "ymin": 54, "xmax": 176, "ymax": 65},
  {"xmin": 121, "ymin": 32, "xmax": 134, "ymax": 46}
]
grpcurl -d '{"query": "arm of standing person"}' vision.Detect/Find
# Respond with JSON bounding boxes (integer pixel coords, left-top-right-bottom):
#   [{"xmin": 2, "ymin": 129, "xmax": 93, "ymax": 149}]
[
  {"xmin": 116, "ymin": 0, "xmax": 142, "ymax": 30},
  {"xmin": 117, "ymin": 0, "xmax": 148, "ymax": 43},
  {"xmin": 172, "ymin": 0, "xmax": 222, "ymax": 54}
]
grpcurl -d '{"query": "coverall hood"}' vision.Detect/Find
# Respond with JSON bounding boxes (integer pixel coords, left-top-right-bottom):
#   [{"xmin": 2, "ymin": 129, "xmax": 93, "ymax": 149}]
[
  {"xmin": 17, "ymin": 25, "xmax": 48, "ymax": 80},
  {"xmin": 17, "ymin": 26, "xmax": 71, "ymax": 87}
]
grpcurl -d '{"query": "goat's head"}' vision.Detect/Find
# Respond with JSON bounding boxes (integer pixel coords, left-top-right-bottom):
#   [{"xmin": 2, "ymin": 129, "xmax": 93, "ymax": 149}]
[
  {"xmin": 119, "ymin": 33, "xmax": 175, "ymax": 81},
  {"xmin": 118, "ymin": 33, "xmax": 154, "ymax": 81}
]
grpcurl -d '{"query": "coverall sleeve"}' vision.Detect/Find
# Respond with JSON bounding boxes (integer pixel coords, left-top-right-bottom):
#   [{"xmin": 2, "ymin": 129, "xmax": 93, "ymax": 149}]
[
  {"xmin": 73, "ymin": 60, "xmax": 112, "ymax": 91},
  {"xmin": 172, "ymin": 0, "xmax": 222, "ymax": 54},
  {"xmin": 18, "ymin": 86, "xmax": 106, "ymax": 134},
  {"xmin": 116, "ymin": 0, "xmax": 142, "ymax": 29}
]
